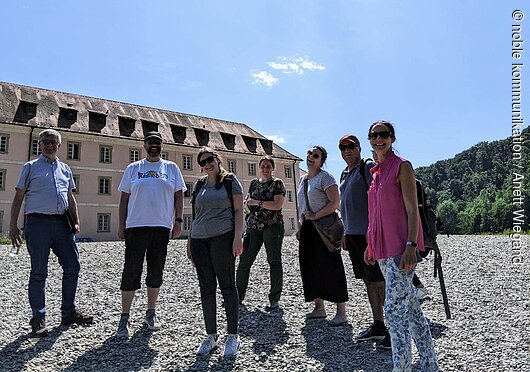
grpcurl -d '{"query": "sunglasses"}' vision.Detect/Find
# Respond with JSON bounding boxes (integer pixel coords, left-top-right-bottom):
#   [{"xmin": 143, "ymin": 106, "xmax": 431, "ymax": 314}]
[
  {"xmin": 307, "ymin": 151, "xmax": 321, "ymax": 159},
  {"xmin": 339, "ymin": 143, "xmax": 358, "ymax": 151},
  {"xmin": 368, "ymin": 131, "xmax": 392, "ymax": 140},
  {"xmin": 198, "ymin": 155, "xmax": 216, "ymax": 167},
  {"xmin": 147, "ymin": 139, "xmax": 162, "ymax": 145}
]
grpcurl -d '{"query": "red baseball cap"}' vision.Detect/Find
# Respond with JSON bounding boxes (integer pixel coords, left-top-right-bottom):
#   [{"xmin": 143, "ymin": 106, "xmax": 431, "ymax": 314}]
[{"xmin": 338, "ymin": 134, "xmax": 360, "ymax": 146}]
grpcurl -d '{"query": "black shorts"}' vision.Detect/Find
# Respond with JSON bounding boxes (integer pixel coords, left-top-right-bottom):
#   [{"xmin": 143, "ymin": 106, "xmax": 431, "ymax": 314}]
[
  {"xmin": 120, "ymin": 226, "xmax": 171, "ymax": 291},
  {"xmin": 345, "ymin": 234, "xmax": 384, "ymax": 283}
]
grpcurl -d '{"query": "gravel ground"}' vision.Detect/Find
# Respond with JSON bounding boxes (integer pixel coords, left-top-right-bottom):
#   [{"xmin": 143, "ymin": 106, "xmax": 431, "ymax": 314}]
[{"xmin": 0, "ymin": 235, "xmax": 529, "ymax": 372}]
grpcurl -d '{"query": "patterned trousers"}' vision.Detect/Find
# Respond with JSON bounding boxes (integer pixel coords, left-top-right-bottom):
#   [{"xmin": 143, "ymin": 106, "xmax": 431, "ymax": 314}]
[{"xmin": 378, "ymin": 258, "xmax": 439, "ymax": 372}]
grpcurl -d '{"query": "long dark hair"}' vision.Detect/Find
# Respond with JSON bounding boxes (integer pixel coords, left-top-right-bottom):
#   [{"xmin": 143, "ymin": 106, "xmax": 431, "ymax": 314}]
[{"xmin": 196, "ymin": 147, "xmax": 230, "ymax": 189}]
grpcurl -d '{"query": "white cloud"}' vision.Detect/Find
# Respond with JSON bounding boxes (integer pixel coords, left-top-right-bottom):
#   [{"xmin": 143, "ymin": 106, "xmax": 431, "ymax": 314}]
[
  {"xmin": 265, "ymin": 134, "xmax": 286, "ymax": 144},
  {"xmin": 268, "ymin": 57, "xmax": 325, "ymax": 74},
  {"xmin": 252, "ymin": 71, "xmax": 279, "ymax": 87}
]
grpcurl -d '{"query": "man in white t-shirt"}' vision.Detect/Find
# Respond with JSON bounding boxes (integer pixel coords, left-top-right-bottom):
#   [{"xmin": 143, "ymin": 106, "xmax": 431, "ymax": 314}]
[{"xmin": 116, "ymin": 131, "xmax": 186, "ymax": 338}]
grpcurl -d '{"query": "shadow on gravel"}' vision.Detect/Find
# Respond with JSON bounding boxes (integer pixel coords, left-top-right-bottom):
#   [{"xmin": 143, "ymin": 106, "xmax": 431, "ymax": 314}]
[
  {"xmin": 238, "ymin": 305, "xmax": 289, "ymax": 356},
  {"xmin": 184, "ymin": 354, "xmax": 237, "ymax": 372},
  {"xmin": 302, "ymin": 319, "xmax": 393, "ymax": 372},
  {"xmin": 0, "ymin": 326, "xmax": 64, "ymax": 371},
  {"xmin": 428, "ymin": 319, "xmax": 448, "ymax": 339},
  {"xmin": 64, "ymin": 327, "xmax": 157, "ymax": 371}
]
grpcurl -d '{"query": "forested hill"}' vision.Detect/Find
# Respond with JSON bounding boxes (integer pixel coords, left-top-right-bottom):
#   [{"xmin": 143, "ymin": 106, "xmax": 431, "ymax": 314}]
[{"xmin": 415, "ymin": 126, "xmax": 529, "ymax": 234}]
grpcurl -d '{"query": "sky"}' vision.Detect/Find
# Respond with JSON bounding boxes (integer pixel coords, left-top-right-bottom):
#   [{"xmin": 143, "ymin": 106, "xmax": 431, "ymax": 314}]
[{"xmin": 1, "ymin": 1, "xmax": 525, "ymax": 179}]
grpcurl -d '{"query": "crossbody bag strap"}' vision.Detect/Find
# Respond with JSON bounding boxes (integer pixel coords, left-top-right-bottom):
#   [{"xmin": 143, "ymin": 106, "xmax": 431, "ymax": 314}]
[{"xmin": 303, "ymin": 177, "xmax": 313, "ymax": 214}]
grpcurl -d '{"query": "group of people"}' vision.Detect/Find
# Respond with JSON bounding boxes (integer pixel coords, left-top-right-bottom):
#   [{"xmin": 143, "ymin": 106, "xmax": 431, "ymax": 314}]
[{"xmin": 9, "ymin": 122, "xmax": 439, "ymax": 370}]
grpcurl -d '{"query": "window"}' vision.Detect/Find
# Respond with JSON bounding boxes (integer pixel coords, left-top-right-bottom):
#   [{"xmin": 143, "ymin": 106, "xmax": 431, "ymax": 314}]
[
  {"xmin": 67, "ymin": 142, "xmax": 81, "ymax": 160},
  {"xmin": 89, "ymin": 112, "xmax": 107, "ymax": 132},
  {"xmin": 248, "ymin": 162, "xmax": 256, "ymax": 176},
  {"xmin": 160, "ymin": 152, "xmax": 168, "ymax": 160},
  {"xmin": 184, "ymin": 183, "xmax": 192, "ymax": 197},
  {"xmin": 130, "ymin": 149, "xmax": 140, "ymax": 163},
  {"xmin": 183, "ymin": 155, "xmax": 192, "ymax": 170},
  {"xmin": 0, "ymin": 135, "xmax": 9, "ymax": 153},
  {"xmin": 98, "ymin": 177, "xmax": 112, "ymax": 195},
  {"xmin": 284, "ymin": 166, "xmax": 292, "ymax": 179},
  {"xmin": 72, "ymin": 174, "xmax": 80, "ymax": 194},
  {"xmin": 288, "ymin": 217, "xmax": 296, "ymax": 230},
  {"xmin": 0, "ymin": 169, "xmax": 5, "ymax": 190},
  {"xmin": 31, "ymin": 139, "xmax": 42, "ymax": 156},
  {"xmin": 97, "ymin": 214, "xmax": 111, "ymax": 232},
  {"xmin": 286, "ymin": 190, "xmax": 293, "ymax": 203},
  {"xmin": 0, "ymin": 210, "xmax": 3, "ymax": 233},
  {"xmin": 228, "ymin": 160, "xmax": 236, "ymax": 174},
  {"xmin": 99, "ymin": 146, "xmax": 112, "ymax": 163},
  {"xmin": 183, "ymin": 215, "xmax": 192, "ymax": 231}
]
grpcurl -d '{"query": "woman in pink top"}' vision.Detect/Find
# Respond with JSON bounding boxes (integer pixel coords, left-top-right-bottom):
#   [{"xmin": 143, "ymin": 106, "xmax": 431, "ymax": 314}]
[{"xmin": 364, "ymin": 120, "xmax": 439, "ymax": 372}]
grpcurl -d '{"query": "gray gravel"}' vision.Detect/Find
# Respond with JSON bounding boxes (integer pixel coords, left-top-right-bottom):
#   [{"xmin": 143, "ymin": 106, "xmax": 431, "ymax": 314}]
[{"xmin": 1, "ymin": 235, "xmax": 529, "ymax": 371}]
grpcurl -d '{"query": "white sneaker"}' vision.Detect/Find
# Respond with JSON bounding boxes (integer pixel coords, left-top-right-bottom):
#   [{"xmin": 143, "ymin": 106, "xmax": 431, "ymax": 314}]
[
  {"xmin": 144, "ymin": 309, "xmax": 160, "ymax": 331},
  {"xmin": 197, "ymin": 334, "xmax": 220, "ymax": 356},
  {"xmin": 223, "ymin": 334, "xmax": 241, "ymax": 357},
  {"xmin": 416, "ymin": 287, "xmax": 430, "ymax": 300}
]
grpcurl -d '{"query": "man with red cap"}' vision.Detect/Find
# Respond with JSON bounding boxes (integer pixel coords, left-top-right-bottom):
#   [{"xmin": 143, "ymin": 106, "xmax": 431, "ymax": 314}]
[{"xmin": 338, "ymin": 134, "xmax": 390, "ymax": 349}]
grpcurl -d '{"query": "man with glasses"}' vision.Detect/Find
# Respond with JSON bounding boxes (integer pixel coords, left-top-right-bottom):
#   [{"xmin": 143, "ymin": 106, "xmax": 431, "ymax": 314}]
[
  {"xmin": 116, "ymin": 131, "xmax": 186, "ymax": 338},
  {"xmin": 338, "ymin": 134, "xmax": 390, "ymax": 349},
  {"xmin": 9, "ymin": 129, "xmax": 93, "ymax": 337}
]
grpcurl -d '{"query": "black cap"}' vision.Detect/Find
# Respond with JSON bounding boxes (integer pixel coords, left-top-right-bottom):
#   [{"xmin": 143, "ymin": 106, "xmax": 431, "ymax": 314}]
[{"xmin": 144, "ymin": 131, "xmax": 162, "ymax": 142}]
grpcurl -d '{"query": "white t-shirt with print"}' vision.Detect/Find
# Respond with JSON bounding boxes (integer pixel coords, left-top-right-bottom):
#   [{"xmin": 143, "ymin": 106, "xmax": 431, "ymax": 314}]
[{"xmin": 118, "ymin": 159, "xmax": 186, "ymax": 229}]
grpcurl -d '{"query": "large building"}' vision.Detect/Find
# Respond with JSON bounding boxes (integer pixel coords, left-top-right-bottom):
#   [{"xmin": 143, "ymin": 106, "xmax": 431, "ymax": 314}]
[{"xmin": 0, "ymin": 82, "xmax": 302, "ymax": 241}]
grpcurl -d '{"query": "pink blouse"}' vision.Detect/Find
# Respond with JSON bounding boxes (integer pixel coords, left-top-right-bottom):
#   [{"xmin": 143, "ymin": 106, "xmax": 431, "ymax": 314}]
[{"xmin": 366, "ymin": 151, "xmax": 425, "ymax": 260}]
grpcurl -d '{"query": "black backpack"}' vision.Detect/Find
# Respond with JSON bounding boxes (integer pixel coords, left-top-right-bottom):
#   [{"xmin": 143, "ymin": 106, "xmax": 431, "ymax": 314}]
[
  {"xmin": 416, "ymin": 179, "xmax": 441, "ymax": 256},
  {"xmin": 191, "ymin": 174, "xmax": 234, "ymax": 219},
  {"xmin": 340, "ymin": 158, "xmax": 374, "ymax": 189}
]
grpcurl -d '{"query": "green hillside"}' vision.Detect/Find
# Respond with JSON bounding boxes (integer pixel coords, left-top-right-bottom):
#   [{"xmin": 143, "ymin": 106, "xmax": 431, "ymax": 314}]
[{"xmin": 415, "ymin": 126, "xmax": 529, "ymax": 234}]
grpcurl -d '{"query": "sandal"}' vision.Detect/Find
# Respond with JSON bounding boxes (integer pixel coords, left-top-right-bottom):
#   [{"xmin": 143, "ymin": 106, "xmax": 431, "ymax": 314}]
[{"xmin": 306, "ymin": 308, "xmax": 327, "ymax": 319}]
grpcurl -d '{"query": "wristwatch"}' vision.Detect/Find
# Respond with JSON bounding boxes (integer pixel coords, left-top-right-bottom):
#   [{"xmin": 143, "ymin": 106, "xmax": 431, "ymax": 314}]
[
  {"xmin": 406, "ymin": 240, "xmax": 417, "ymax": 247},
  {"xmin": 175, "ymin": 217, "xmax": 183, "ymax": 223}
]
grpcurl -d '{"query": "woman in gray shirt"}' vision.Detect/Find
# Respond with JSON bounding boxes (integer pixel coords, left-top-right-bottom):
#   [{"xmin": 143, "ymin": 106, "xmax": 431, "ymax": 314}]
[
  {"xmin": 297, "ymin": 145, "xmax": 348, "ymax": 326},
  {"xmin": 188, "ymin": 147, "xmax": 244, "ymax": 358}
]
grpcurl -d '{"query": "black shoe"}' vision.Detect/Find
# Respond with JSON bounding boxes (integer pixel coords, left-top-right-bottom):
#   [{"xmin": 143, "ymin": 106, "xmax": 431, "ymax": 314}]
[
  {"xmin": 265, "ymin": 300, "xmax": 279, "ymax": 311},
  {"xmin": 30, "ymin": 317, "xmax": 48, "ymax": 338},
  {"xmin": 356, "ymin": 324, "xmax": 386, "ymax": 341},
  {"xmin": 379, "ymin": 332, "xmax": 392, "ymax": 350},
  {"xmin": 61, "ymin": 310, "xmax": 94, "ymax": 326}
]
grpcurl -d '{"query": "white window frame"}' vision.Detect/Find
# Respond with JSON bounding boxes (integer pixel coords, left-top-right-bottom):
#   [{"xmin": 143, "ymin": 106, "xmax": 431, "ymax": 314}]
[
  {"xmin": 99, "ymin": 145, "xmax": 112, "ymax": 163},
  {"xmin": 183, "ymin": 155, "xmax": 192, "ymax": 170},
  {"xmin": 228, "ymin": 160, "xmax": 236, "ymax": 174},
  {"xmin": 98, "ymin": 177, "xmax": 112, "ymax": 195},
  {"xmin": 130, "ymin": 149, "xmax": 140, "ymax": 163},
  {"xmin": 67, "ymin": 142, "xmax": 81, "ymax": 160},
  {"xmin": 248, "ymin": 162, "xmax": 256, "ymax": 176},
  {"xmin": 97, "ymin": 213, "xmax": 111, "ymax": 232}
]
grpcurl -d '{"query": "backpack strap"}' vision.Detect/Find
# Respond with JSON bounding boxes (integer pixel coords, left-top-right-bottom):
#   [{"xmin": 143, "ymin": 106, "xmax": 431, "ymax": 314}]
[
  {"xmin": 191, "ymin": 176, "xmax": 208, "ymax": 220},
  {"xmin": 222, "ymin": 173, "xmax": 235, "ymax": 217},
  {"xmin": 359, "ymin": 158, "xmax": 373, "ymax": 189}
]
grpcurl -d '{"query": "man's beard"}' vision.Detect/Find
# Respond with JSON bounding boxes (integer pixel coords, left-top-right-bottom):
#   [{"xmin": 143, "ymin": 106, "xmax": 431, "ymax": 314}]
[{"xmin": 148, "ymin": 146, "xmax": 161, "ymax": 158}]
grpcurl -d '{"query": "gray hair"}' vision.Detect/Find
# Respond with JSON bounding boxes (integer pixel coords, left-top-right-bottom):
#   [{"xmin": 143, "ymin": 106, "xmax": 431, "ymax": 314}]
[{"xmin": 38, "ymin": 129, "xmax": 62, "ymax": 144}]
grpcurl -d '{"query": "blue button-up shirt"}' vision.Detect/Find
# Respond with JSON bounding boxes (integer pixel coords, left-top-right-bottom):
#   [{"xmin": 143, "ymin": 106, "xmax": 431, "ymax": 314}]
[{"xmin": 15, "ymin": 155, "xmax": 75, "ymax": 215}]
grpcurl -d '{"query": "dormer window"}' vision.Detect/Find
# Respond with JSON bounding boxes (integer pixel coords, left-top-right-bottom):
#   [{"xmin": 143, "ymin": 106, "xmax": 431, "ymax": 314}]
[
  {"xmin": 170, "ymin": 125, "xmax": 187, "ymax": 144},
  {"xmin": 14, "ymin": 101, "xmax": 38, "ymax": 123},
  {"xmin": 259, "ymin": 138, "xmax": 273, "ymax": 154},
  {"xmin": 194, "ymin": 128, "xmax": 210, "ymax": 146},
  {"xmin": 119, "ymin": 116, "xmax": 136, "ymax": 137},
  {"xmin": 220, "ymin": 132, "xmax": 236, "ymax": 150},
  {"xmin": 242, "ymin": 136, "xmax": 257, "ymax": 153},
  {"xmin": 141, "ymin": 120, "xmax": 158, "ymax": 134},
  {"xmin": 89, "ymin": 112, "xmax": 107, "ymax": 132},
  {"xmin": 58, "ymin": 108, "xmax": 77, "ymax": 128}
]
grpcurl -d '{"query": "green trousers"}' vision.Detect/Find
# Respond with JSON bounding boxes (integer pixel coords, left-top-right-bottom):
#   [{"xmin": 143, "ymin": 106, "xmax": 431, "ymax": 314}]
[{"xmin": 236, "ymin": 224, "xmax": 284, "ymax": 303}]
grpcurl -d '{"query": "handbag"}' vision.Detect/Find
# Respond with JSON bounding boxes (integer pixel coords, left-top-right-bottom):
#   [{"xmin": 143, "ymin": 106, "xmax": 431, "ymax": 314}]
[{"xmin": 303, "ymin": 177, "xmax": 344, "ymax": 252}]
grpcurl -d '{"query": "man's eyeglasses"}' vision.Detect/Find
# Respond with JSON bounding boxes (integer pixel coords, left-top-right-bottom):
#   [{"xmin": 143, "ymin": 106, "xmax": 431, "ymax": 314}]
[
  {"xmin": 198, "ymin": 156, "xmax": 216, "ymax": 167},
  {"xmin": 339, "ymin": 143, "xmax": 358, "ymax": 151},
  {"xmin": 40, "ymin": 140, "xmax": 58, "ymax": 146},
  {"xmin": 368, "ymin": 131, "xmax": 391, "ymax": 140},
  {"xmin": 147, "ymin": 139, "xmax": 162, "ymax": 145},
  {"xmin": 307, "ymin": 151, "xmax": 320, "ymax": 159}
]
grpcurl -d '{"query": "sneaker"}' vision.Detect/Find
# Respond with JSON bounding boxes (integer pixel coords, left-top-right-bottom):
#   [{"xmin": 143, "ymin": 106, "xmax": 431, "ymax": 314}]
[
  {"xmin": 61, "ymin": 310, "xmax": 94, "ymax": 326},
  {"xmin": 116, "ymin": 315, "xmax": 130, "ymax": 338},
  {"xmin": 144, "ymin": 309, "xmax": 160, "ymax": 331},
  {"xmin": 223, "ymin": 334, "xmax": 241, "ymax": 357},
  {"xmin": 329, "ymin": 313, "xmax": 348, "ymax": 326},
  {"xmin": 265, "ymin": 299, "xmax": 279, "ymax": 311},
  {"xmin": 416, "ymin": 287, "xmax": 430, "ymax": 301},
  {"xmin": 30, "ymin": 317, "xmax": 48, "ymax": 338},
  {"xmin": 356, "ymin": 324, "xmax": 386, "ymax": 341},
  {"xmin": 379, "ymin": 331, "xmax": 392, "ymax": 350},
  {"xmin": 306, "ymin": 308, "xmax": 327, "ymax": 319},
  {"xmin": 197, "ymin": 334, "xmax": 220, "ymax": 356}
]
